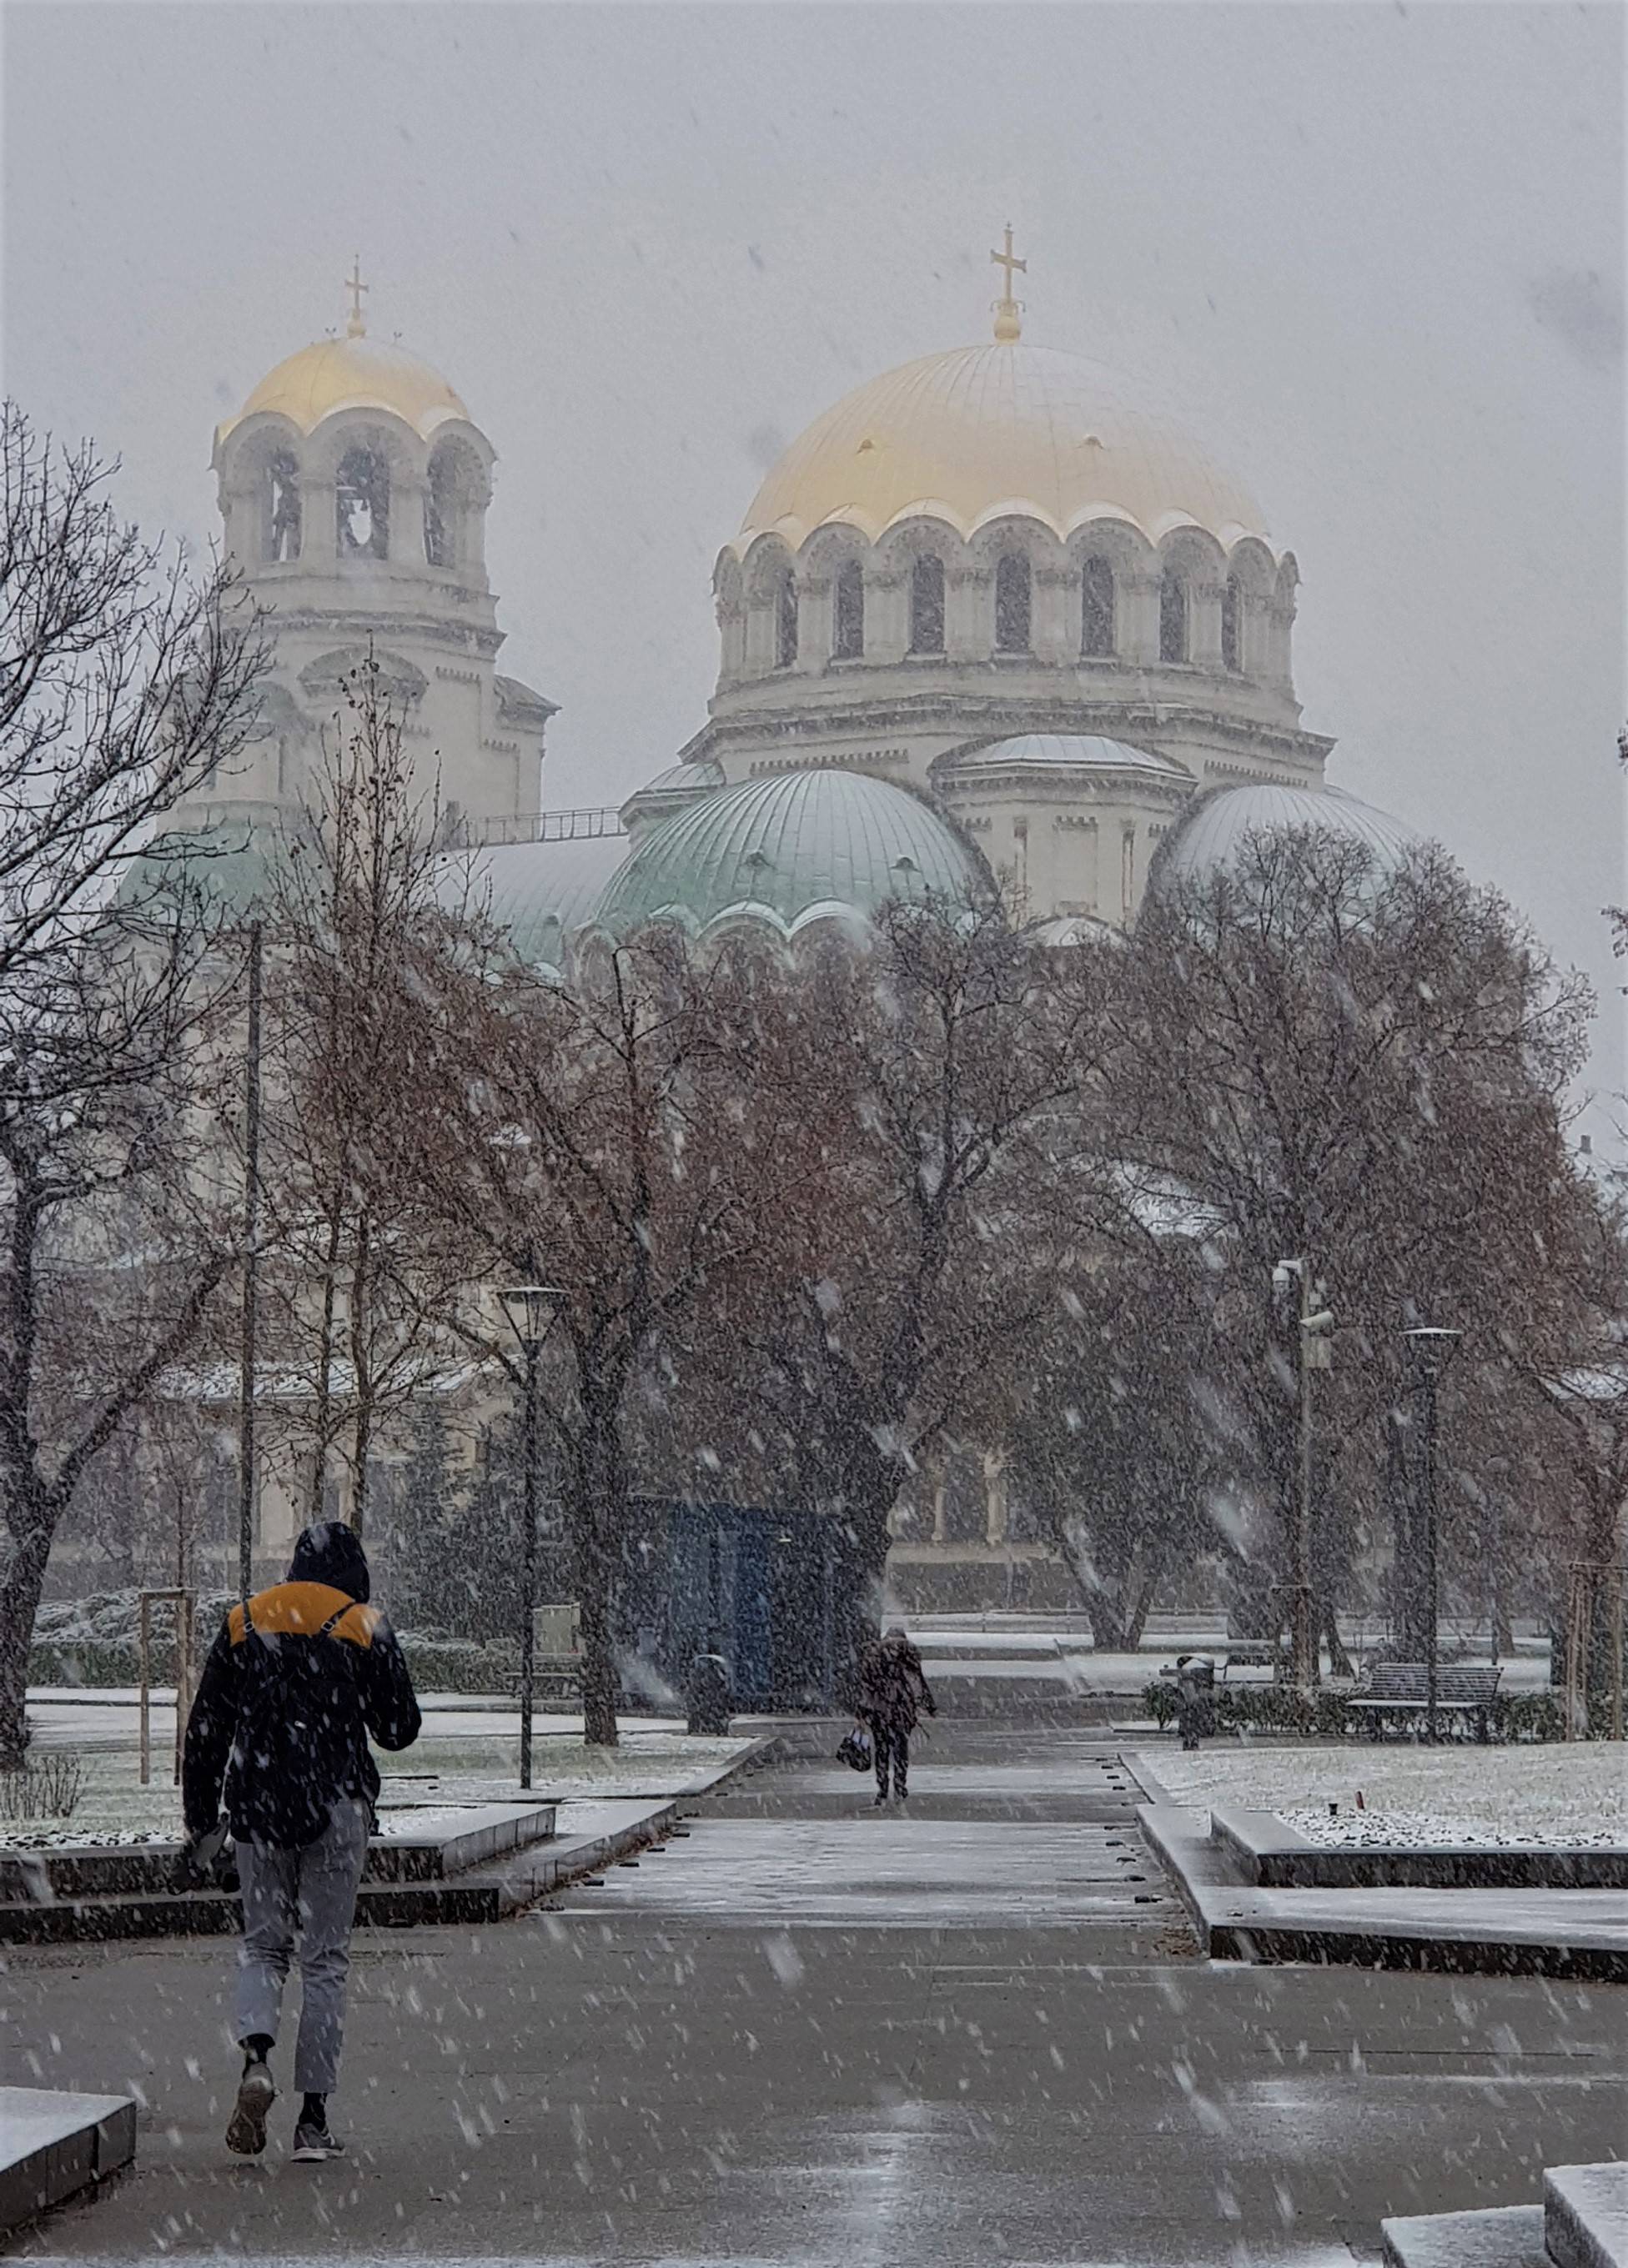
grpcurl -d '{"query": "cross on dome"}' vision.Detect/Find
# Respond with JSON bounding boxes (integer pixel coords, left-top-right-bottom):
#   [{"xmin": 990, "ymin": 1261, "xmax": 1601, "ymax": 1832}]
[
  {"xmin": 990, "ymin": 224, "xmax": 1026, "ymax": 341},
  {"xmin": 344, "ymin": 254, "xmax": 369, "ymax": 339}
]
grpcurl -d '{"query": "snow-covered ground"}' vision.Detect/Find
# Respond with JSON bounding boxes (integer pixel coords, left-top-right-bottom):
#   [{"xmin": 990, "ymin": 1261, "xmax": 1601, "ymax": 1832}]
[
  {"xmin": 0, "ymin": 1729, "xmax": 751, "ymax": 1849},
  {"xmin": 1137, "ymin": 1741, "xmax": 1628, "ymax": 1848}
]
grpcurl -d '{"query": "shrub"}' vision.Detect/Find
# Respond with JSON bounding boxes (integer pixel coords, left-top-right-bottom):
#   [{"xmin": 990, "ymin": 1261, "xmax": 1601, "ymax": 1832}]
[
  {"xmin": 0, "ymin": 1754, "xmax": 84, "ymax": 1819},
  {"xmin": 1143, "ymin": 1680, "xmax": 1177, "ymax": 1730}
]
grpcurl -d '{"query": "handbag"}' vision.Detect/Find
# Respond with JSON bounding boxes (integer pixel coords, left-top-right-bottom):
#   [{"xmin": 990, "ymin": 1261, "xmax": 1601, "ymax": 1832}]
[{"xmin": 837, "ymin": 1724, "xmax": 872, "ymax": 1772}]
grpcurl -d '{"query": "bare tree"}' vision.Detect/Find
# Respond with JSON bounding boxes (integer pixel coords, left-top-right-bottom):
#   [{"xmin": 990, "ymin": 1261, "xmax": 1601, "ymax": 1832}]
[
  {"xmin": 0, "ymin": 407, "xmax": 264, "ymax": 1759},
  {"xmin": 1110, "ymin": 822, "xmax": 1593, "ymax": 1672},
  {"xmin": 669, "ymin": 902, "xmax": 1112, "ymax": 1693},
  {"xmin": 255, "ymin": 652, "xmax": 470, "ymax": 1535},
  {"xmin": 376, "ymin": 926, "xmax": 799, "ymax": 1745}
]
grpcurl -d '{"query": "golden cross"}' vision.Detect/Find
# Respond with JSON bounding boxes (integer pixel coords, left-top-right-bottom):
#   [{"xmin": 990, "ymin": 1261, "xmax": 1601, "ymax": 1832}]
[
  {"xmin": 990, "ymin": 223, "xmax": 1027, "ymax": 299},
  {"xmin": 344, "ymin": 255, "xmax": 368, "ymax": 339}
]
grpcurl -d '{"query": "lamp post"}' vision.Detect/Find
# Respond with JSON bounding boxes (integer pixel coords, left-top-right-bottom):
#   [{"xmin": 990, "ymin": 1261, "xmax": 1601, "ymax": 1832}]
[
  {"xmin": 498, "ymin": 1282, "xmax": 567, "ymax": 1790},
  {"xmin": 1274, "ymin": 1258, "xmax": 1335, "ymax": 1685},
  {"xmin": 1402, "ymin": 1326, "xmax": 1462, "ymax": 1744}
]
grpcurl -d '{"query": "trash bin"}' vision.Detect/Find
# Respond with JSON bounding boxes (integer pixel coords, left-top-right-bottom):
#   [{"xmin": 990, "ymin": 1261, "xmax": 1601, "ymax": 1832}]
[{"xmin": 686, "ymin": 1649, "xmax": 733, "ymax": 1736}]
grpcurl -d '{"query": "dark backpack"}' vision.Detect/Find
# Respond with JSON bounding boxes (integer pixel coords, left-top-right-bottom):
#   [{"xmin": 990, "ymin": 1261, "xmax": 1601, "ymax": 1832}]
[{"xmin": 230, "ymin": 1603, "xmax": 360, "ymax": 1848}]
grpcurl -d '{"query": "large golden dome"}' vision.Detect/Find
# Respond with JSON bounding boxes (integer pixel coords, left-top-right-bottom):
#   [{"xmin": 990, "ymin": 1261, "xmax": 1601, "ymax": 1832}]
[
  {"xmin": 736, "ymin": 339, "xmax": 1268, "ymax": 554},
  {"xmin": 219, "ymin": 334, "xmax": 470, "ymax": 445}
]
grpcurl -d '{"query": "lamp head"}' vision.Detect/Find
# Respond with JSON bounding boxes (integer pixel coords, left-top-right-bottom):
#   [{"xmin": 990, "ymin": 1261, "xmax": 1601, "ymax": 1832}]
[
  {"xmin": 498, "ymin": 1283, "xmax": 568, "ymax": 1349},
  {"xmin": 1402, "ymin": 1325, "xmax": 1462, "ymax": 1378}
]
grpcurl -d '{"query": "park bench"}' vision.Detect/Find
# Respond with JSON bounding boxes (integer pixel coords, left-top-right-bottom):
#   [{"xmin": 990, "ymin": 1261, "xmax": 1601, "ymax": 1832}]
[
  {"xmin": 1222, "ymin": 1638, "xmax": 1288, "ymax": 1678},
  {"xmin": 1347, "ymin": 1660, "xmax": 1502, "ymax": 1742}
]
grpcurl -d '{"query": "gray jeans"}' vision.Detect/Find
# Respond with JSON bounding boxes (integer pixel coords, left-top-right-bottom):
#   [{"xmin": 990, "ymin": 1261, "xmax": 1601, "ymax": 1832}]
[{"xmin": 235, "ymin": 1798, "xmax": 370, "ymax": 2094}]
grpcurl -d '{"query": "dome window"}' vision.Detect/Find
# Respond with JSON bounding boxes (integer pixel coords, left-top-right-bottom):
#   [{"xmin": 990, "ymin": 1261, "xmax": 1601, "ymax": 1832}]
[
  {"xmin": 1080, "ymin": 557, "xmax": 1114, "ymax": 658},
  {"xmin": 909, "ymin": 554, "xmax": 946, "ymax": 655},
  {"xmin": 265, "ymin": 449, "xmax": 301, "ymax": 564},
  {"xmin": 832, "ymin": 559, "xmax": 865, "ymax": 660},
  {"xmin": 775, "ymin": 571, "xmax": 799, "ymax": 668},
  {"xmin": 1158, "ymin": 569, "xmax": 1188, "ymax": 665},
  {"xmin": 1221, "ymin": 574, "xmax": 1243, "ymax": 671},
  {"xmin": 994, "ymin": 554, "xmax": 1031, "ymax": 654},
  {"xmin": 336, "ymin": 446, "xmax": 389, "ymax": 560}
]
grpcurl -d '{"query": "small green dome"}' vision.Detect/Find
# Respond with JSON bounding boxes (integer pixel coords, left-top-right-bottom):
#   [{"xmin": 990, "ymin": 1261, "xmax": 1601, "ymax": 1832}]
[
  {"xmin": 592, "ymin": 769, "xmax": 991, "ymax": 942},
  {"xmin": 116, "ymin": 820, "xmax": 284, "ymax": 919}
]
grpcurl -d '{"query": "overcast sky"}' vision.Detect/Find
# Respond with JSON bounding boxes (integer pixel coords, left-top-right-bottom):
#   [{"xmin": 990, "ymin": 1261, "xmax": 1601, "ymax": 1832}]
[{"xmin": 6, "ymin": 2, "xmax": 1624, "ymax": 1097}]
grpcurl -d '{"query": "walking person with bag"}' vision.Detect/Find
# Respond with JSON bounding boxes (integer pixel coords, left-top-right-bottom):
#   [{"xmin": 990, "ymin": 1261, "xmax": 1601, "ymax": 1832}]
[
  {"xmin": 856, "ymin": 1624, "xmax": 936, "ymax": 1806},
  {"xmin": 182, "ymin": 1520, "xmax": 421, "ymax": 2162}
]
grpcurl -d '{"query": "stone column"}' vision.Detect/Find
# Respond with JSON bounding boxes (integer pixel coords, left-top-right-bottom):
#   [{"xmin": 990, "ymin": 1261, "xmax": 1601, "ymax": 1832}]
[
  {"xmin": 947, "ymin": 564, "xmax": 992, "ymax": 662},
  {"xmin": 742, "ymin": 595, "xmax": 776, "ymax": 676},
  {"xmin": 1122, "ymin": 571, "xmax": 1162, "ymax": 664},
  {"xmin": 716, "ymin": 600, "xmax": 746, "ymax": 683},
  {"xmin": 867, "ymin": 569, "xmax": 908, "ymax": 665},
  {"xmin": 1033, "ymin": 565, "xmax": 1073, "ymax": 664},
  {"xmin": 1190, "ymin": 577, "xmax": 1224, "ymax": 667},
  {"xmin": 799, "ymin": 571, "xmax": 833, "ymax": 674}
]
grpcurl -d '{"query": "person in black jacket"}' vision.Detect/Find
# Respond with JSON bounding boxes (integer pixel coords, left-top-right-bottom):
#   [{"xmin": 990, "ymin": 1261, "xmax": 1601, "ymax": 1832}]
[
  {"xmin": 856, "ymin": 1626, "xmax": 936, "ymax": 1805},
  {"xmin": 183, "ymin": 1521, "xmax": 420, "ymax": 2163}
]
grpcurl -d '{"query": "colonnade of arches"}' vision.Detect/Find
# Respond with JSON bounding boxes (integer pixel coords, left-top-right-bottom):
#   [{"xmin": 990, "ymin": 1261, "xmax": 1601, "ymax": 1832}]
[
  {"xmin": 716, "ymin": 517, "xmax": 1299, "ymax": 690},
  {"xmin": 217, "ymin": 409, "xmax": 495, "ymax": 585}
]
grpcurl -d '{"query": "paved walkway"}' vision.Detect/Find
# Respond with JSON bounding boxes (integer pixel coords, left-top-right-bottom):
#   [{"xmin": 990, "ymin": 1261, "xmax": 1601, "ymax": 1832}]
[{"xmin": 6, "ymin": 1726, "xmax": 1625, "ymax": 2265}]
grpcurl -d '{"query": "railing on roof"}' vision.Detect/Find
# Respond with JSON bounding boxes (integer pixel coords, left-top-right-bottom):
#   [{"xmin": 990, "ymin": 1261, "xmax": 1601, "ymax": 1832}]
[{"xmin": 475, "ymin": 808, "xmax": 627, "ymax": 847}]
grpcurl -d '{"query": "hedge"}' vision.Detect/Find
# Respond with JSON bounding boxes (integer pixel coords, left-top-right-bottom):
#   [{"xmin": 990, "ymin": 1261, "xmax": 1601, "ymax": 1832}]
[
  {"xmin": 1143, "ymin": 1680, "xmax": 1572, "ymax": 1743},
  {"xmin": 28, "ymin": 1632, "xmax": 522, "ymax": 1697}
]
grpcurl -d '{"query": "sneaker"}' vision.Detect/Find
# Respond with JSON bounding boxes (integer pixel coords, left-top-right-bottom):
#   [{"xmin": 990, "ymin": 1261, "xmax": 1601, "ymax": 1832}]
[
  {"xmin": 225, "ymin": 2060, "xmax": 274, "ymax": 2156},
  {"xmin": 291, "ymin": 2120, "xmax": 345, "ymax": 2163}
]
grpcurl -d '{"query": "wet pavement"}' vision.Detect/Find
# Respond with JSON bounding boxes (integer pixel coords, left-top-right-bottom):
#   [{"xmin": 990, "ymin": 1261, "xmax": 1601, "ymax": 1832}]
[{"xmin": 8, "ymin": 1724, "xmax": 1625, "ymax": 2265}]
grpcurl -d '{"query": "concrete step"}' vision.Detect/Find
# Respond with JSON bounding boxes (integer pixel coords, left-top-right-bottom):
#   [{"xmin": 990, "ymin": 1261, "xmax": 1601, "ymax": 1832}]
[
  {"xmin": 1380, "ymin": 2204, "xmax": 1547, "ymax": 2267},
  {"xmin": 0, "ymin": 1801, "xmax": 561, "ymax": 1943},
  {"xmin": 0, "ymin": 2086, "xmax": 135, "ymax": 2238},
  {"xmin": 1546, "ymin": 2163, "xmax": 1628, "ymax": 2268},
  {"xmin": 0, "ymin": 1802, "xmax": 558, "ymax": 1903}
]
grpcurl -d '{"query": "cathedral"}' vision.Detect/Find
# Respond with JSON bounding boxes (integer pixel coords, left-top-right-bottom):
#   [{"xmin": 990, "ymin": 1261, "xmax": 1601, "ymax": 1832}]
[
  {"xmin": 184, "ymin": 239, "xmax": 1416, "ymax": 965},
  {"xmin": 188, "ymin": 246, "xmax": 1420, "ymax": 1603}
]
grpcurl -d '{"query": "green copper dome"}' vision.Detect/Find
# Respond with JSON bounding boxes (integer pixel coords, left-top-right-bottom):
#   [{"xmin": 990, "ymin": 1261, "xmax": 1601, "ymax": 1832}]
[{"xmin": 592, "ymin": 768, "xmax": 992, "ymax": 942}]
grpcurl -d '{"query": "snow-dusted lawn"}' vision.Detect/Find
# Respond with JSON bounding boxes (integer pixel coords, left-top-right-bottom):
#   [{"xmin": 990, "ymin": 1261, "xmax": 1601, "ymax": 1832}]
[
  {"xmin": 1137, "ymin": 1740, "xmax": 1628, "ymax": 1849},
  {"xmin": 0, "ymin": 1730, "xmax": 751, "ymax": 1849}
]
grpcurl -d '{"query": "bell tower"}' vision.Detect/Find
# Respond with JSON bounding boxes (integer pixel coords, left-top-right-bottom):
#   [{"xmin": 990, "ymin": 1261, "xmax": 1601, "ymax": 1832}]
[{"xmin": 197, "ymin": 265, "xmax": 554, "ymax": 846}]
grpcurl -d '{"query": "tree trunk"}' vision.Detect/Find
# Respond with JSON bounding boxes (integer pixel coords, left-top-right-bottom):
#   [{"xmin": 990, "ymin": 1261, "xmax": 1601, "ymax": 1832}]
[
  {"xmin": 1321, "ymin": 1599, "xmax": 1355, "ymax": 1680},
  {"xmin": 0, "ymin": 1488, "xmax": 55, "ymax": 1768},
  {"xmin": 572, "ymin": 1397, "xmax": 623, "ymax": 1749}
]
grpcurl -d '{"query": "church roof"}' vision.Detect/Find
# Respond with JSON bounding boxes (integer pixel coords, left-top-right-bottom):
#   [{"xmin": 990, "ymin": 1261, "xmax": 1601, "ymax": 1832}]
[
  {"xmin": 1153, "ymin": 781, "xmax": 1420, "ymax": 892},
  {"xmin": 735, "ymin": 340, "xmax": 1269, "ymax": 556},
  {"xmin": 939, "ymin": 734, "xmax": 1189, "ymax": 779},
  {"xmin": 219, "ymin": 334, "xmax": 471, "ymax": 445},
  {"xmin": 440, "ymin": 830, "xmax": 631, "ymax": 973},
  {"xmin": 593, "ymin": 768, "xmax": 991, "ymax": 943}
]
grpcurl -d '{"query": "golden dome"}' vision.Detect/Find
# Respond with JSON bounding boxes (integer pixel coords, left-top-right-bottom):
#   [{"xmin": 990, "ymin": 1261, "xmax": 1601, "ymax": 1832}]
[
  {"xmin": 736, "ymin": 340, "xmax": 1269, "ymax": 554},
  {"xmin": 219, "ymin": 334, "xmax": 470, "ymax": 446}
]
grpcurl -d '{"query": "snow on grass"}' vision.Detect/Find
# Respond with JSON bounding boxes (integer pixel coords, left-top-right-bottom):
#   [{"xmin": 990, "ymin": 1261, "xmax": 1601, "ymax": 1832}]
[
  {"xmin": 1137, "ymin": 1739, "xmax": 1628, "ymax": 1848},
  {"xmin": 1279, "ymin": 1807, "xmax": 1625, "ymax": 1851},
  {"xmin": 0, "ymin": 1732, "xmax": 751, "ymax": 1849}
]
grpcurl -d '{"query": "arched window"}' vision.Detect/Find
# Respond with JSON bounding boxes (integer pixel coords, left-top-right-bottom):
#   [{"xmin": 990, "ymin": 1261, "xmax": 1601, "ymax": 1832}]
[
  {"xmin": 994, "ymin": 554, "xmax": 1031, "ymax": 653},
  {"xmin": 1221, "ymin": 574, "xmax": 1243, "ymax": 671},
  {"xmin": 335, "ymin": 447, "xmax": 389, "ymax": 559},
  {"xmin": 425, "ymin": 450, "xmax": 460, "ymax": 570},
  {"xmin": 910, "ymin": 554, "xmax": 945, "ymax": 654},
  {"xmin": 832, "ymin": 559, "xmax": 865, "ymax": 660},
  {"xmin": 265, "ymin": 450, "xmax": 301, "ymax": 563},
  {"xmin": 1080, "ymin": 556, "xmax": 1114, "ymax": 657},
  {"xmin": 1158, "ymin": 569, "xmax": 1188, "ymax": 664},
  {"xmin": 775, "ymin": 571, "xmax": 799, "ymax": 668}
]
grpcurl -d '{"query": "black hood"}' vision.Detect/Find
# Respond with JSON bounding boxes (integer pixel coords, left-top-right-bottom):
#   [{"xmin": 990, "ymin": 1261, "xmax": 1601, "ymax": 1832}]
[{"xmin": 287, "ymin": 1520, "xmax": 371, "ymax": 1603}]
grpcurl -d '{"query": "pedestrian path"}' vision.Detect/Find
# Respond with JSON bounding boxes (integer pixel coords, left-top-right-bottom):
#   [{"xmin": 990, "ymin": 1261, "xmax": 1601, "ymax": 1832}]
[{"xmin": 546, "ymin": 1731, "xmax": 1190, "ymax": 1933}]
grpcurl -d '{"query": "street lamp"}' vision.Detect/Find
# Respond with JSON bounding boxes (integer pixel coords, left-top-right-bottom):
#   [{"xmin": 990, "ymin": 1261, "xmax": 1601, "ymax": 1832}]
[
  {"xmin": 1402, "ymin": 1326, "xmax": 1462, "ymax": 1744},
  {"xmin": 1274, "ymin": 1258, "xmax": 1336, "ymax": 1686},
  {"xmin": 498, "ymin": 1282, "xmax": 568, "ymax": 1790}
]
